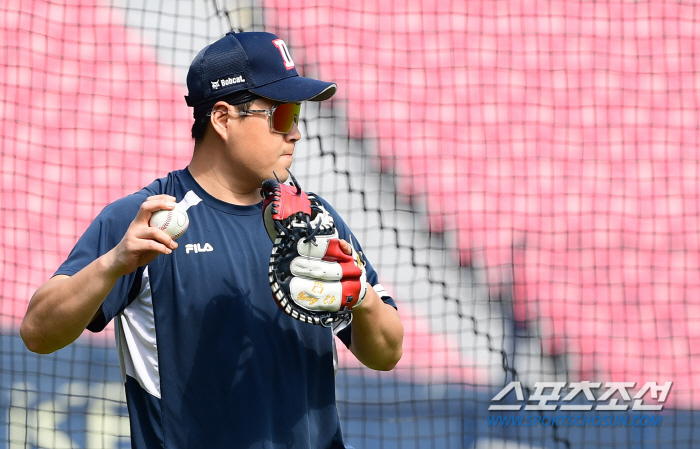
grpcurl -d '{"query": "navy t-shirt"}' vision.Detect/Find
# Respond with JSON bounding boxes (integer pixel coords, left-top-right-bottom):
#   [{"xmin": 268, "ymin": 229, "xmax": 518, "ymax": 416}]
[{"xmin": 55, "ymin": 168, "xmax": 396, "ymax": 449}]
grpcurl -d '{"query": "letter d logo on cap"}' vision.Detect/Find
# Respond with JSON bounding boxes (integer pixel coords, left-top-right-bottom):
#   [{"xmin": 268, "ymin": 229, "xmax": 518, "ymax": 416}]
[{"xmin": 272, "ymin": 39, "xmax": 295, "ymax": 70}]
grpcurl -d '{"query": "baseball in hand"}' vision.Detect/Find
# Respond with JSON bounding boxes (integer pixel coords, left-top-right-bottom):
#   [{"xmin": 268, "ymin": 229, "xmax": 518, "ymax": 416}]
[{"xmin": 149, "ymin": 206, "xmax": 189, "ymax": 239}]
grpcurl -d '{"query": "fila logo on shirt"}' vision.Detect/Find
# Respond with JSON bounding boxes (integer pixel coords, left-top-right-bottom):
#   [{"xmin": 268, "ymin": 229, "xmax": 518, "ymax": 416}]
[
  {"xmin": 185, "ymin": 243, "xmax": 214, "ymax": 254},
  {"xmin": 272, "ymin": 39, "xmax": 295, "ymax": 70}
]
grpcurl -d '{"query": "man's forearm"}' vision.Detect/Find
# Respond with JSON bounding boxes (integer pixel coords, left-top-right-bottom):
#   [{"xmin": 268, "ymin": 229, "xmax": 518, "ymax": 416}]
[
  {"xmin": 20, "ymin": 249, "xmax": 123, "ymax": 354},
  {"xmin": 349, "ymin": 285, "xmax": 404, "ymax": 371}
]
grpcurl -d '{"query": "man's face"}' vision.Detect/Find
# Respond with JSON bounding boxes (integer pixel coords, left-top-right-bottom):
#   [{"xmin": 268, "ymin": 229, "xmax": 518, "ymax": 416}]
[{"xmin": 224, "ymin": 98, "xmax": 301, "ymax": 187}]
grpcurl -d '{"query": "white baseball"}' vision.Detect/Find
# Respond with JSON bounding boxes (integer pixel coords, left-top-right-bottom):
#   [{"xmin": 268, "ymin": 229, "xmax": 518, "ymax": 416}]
[{"xmin": 149, "ymin": 207, "xmax": 189, "ymax": 239}]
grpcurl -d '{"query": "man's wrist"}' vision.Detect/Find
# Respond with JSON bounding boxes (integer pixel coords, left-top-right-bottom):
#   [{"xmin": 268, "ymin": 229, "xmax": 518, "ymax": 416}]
[
  {"xmin": 353, "ymin": 283, "xmax": 379, "ymax": 314},
  {"xmin": 98, "ymin": 248, "xmax": 128, "ymax": 281}
]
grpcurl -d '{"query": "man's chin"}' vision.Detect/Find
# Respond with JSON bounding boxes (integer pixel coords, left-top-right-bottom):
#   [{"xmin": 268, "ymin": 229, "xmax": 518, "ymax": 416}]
[
  {"xmin": 267, "ymin": 170, "xmax": 290, "ymax": 183},
  {"xmin": 272, "ymin": 161, "xmax": 293, "ymax": 182}
]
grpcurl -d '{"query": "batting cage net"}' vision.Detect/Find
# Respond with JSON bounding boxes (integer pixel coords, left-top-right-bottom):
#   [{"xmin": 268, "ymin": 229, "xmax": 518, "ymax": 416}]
[{"xmin": 2, "ymin": 1, "xmax": 699, "ymax": 448}]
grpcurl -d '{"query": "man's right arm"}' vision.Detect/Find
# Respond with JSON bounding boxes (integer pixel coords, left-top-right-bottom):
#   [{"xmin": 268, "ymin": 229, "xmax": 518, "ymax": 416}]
[{"xmin": 20, "ymin": 195, "xmax": 179, "ymax": 354}]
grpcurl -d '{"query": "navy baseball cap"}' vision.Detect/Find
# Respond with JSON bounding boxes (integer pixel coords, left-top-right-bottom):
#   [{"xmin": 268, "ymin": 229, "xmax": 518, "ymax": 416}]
[{"xmin": 185, "ymin": 31, "xmax": 337, "ymax": 117}]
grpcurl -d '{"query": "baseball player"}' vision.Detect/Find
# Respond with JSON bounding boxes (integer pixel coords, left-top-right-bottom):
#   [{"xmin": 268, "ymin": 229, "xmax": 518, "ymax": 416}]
[{"xmin": 21, "ymin": 31, "xmax": 403, "ymax": 449}]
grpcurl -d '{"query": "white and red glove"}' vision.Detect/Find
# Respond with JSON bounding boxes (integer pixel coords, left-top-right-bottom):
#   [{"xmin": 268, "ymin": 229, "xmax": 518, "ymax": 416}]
[{"xmin": 261, "ymin": 172, "xmax": 367, "ymax": 326}]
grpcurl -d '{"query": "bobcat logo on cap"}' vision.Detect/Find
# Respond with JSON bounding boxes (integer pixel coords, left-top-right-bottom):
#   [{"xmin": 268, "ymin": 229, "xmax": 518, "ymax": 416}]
[
  {"xmin": 272, "ymin": 39, "xmax": 295, "ymax": 70},
  {"xmin": 211, "ymin": 75, "xmax": 245, "ymax": 90}
]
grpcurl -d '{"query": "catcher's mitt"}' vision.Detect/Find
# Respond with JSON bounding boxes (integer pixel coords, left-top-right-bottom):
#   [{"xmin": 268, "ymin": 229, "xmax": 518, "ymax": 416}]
[{"xmin": 261, "ymin": 171, "xmax": 367, "ymax": 326}]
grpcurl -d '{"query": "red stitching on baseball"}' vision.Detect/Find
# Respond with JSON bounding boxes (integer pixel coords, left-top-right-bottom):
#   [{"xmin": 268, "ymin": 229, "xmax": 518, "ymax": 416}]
[{"xmin": 160, "ymin": 211, "xmax": 172, "ymax": 230}]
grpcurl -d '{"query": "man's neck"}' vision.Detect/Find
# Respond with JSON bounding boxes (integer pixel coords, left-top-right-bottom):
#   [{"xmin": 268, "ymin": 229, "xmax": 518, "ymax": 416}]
[{"xmin": 188, "ymin": 146, "xmax": 262, "ymax": 206}]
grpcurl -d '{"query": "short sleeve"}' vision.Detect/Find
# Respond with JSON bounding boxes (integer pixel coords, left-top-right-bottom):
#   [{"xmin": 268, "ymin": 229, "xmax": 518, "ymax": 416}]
[{"xmin": 54, "ymin": 192, "xmax": 149, "ymax": 332}]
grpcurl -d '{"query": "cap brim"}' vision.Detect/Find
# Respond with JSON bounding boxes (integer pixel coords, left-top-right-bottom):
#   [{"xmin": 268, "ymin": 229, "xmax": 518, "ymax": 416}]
[{"xmin": 249, "ymin": 76, "xmax": 337, "ymax": 102}]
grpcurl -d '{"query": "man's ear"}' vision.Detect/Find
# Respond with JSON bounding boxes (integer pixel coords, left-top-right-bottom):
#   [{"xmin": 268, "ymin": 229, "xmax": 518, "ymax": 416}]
[{"xmin": 210, "ymin": 101, "xmax": 232, "ymax": 140}]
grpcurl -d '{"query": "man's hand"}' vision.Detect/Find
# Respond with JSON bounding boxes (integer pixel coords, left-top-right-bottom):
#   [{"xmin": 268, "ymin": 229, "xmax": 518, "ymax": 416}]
[{"xmin": 107, "ymin": 195, "xmax": 180, "ymax": 278}]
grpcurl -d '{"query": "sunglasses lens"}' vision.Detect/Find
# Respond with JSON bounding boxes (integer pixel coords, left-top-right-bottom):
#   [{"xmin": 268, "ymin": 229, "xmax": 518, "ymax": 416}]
[{"xmin": 272, "ymin": 103, "xmax": 300, "ymax": 133}]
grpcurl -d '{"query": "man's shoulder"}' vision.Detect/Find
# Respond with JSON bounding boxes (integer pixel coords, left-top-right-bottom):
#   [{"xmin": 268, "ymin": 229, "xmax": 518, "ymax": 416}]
[
  {"xmin": 308, "ymin": 192, "xmax": 336, "ymax": 213},
  {"xmin": 309, "ymin": 192, "xmax": 347, "ymax": 228},
  {"xmin": 99, "ymin": 170, "xmax": 187, "ymax": 219},
  {"xmin": 138, "ymin": 169, "xmax": 189, "ymax": 197}
]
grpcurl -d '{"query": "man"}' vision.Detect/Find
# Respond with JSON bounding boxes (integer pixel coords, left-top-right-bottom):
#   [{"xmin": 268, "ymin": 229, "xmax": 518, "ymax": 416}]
[{"xmin": 21, "ymin": 31, "xmax": 403, "ymax": 449}]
